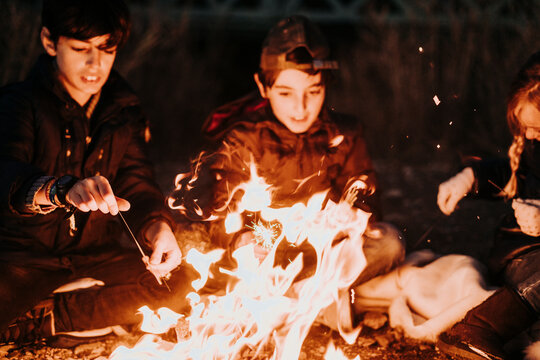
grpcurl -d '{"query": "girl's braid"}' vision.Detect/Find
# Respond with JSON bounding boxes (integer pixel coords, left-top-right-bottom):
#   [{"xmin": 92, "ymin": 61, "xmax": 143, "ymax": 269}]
[
  {"xmin": 500, "ymin": 52, "xmax": 540, "ymax": 198},
  {"xmin": 502, "ymin": 135, "xmax": 525, "ymax": 198}
]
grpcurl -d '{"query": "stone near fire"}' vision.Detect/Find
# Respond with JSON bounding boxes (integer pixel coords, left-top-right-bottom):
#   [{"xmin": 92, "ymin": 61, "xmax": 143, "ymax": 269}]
[
  {"xmin": 73, "ymin": 342, "xmax": 106, "ymax": 357},
  {"xmin": 356, "ymin": 336, "xmax": 376, "ymax": 347},
  {"xmin": 362, "ymin": 311, "xmax": 388, "ymax": 330},
  {"xmin": 374, "ymin": 333, "xmax": 394, "ymax": 348}
]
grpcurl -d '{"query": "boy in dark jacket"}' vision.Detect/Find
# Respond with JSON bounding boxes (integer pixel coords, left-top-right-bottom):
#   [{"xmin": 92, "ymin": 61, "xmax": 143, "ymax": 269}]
[
  {"xmin": 172, "ymin": 15, "xmax": 405, "ymax": 332},
  {"xmin": 0, "ymin": 0, "xmax": 195, "ymax": 347}
]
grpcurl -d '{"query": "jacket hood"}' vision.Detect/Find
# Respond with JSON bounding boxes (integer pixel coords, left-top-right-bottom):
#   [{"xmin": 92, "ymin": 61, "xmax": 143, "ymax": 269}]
[
  {"xmin": 202, "ymin": 91, "xmax": 340, "ymax": 143},
  {"xmin": 202, "ymin": 92, "xmax": 269, "ymax": 142}
]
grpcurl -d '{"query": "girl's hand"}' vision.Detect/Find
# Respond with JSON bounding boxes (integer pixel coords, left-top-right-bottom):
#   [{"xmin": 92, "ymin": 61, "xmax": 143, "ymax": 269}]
[
  {"xmin": 512, "ymin": 199, "xmax": 540, "ymax": 237},
  {"xmin": 437, "ymin": 167, "xmax": 475, "ymax": 215}
]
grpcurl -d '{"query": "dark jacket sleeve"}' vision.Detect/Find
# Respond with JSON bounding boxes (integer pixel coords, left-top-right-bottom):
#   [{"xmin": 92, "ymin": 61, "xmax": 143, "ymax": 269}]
[
  {"xmin": 469, "ymin": 158, "xmax": 511, "ymax": 198},
  {"xmin": 0, "ymin": 85, "xmax": 45, "ymax": 214},
  {"xmin": 334, "ymin": 123, "xmax": 381, "ymax": 220},
  {"xmin": 111, "ymin": 106, "xmax": 175, "ymax": 239},
  {"xmin": 469, "ymin": 142, "xmax": 540, "ymax": 200},
  {"xmin": 210, "ymin": 130, "xmax": 254, "ymax": 212},
  {"xmin": 169, "ymin": 129, "xmax": 253, "ymax": 248}
]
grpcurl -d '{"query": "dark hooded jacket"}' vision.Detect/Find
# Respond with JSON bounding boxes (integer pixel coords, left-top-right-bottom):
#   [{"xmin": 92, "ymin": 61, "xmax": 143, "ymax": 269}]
[
  {"xmin": 173, "ymin": 92, "xmax": 381, "ymax": 249},
  {"xmin": 0, "ymin": 55, "xmax": 173, "ymax": 256},
  {"xmin": 469, "ymin": 139, "xmax": 540, "ymax": 273}
]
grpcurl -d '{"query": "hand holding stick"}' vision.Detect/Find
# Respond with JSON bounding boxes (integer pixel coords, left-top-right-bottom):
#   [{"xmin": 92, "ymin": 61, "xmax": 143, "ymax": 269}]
[{"xmin": 117, "ymin": 211, "xmax": 171, "ymax": 291}]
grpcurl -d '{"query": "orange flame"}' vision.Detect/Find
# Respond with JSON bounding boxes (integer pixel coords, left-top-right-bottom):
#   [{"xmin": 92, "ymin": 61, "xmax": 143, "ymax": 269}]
[
  {"xmin": 324, "ymin": 339, "xmax": 361, "ymax": 359},
  {"xmin": 110, "ymin": 159, "xmax": 371, "ymax": 359}
]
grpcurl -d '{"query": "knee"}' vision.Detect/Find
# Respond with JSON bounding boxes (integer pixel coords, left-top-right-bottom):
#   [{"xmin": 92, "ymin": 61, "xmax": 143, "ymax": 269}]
[{"xmin": 143, "ymin": 264, "xmax": 199, "ymax": 314}]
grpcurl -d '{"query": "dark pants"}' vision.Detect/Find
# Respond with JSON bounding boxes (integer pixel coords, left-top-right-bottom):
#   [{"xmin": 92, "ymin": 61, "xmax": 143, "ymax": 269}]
[
  {"xmin": 504, "ymin": 247, "xmax": 540, "ymax": 314},
  {"xmin": 0, "ymin": 249, "xmax": 198, "ymax": 333}
]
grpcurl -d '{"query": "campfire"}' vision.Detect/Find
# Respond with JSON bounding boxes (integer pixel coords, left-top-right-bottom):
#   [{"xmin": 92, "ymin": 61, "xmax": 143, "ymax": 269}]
[{"xmin": 109, "ymin": 159, "xmax": 372, "ymax": 360}]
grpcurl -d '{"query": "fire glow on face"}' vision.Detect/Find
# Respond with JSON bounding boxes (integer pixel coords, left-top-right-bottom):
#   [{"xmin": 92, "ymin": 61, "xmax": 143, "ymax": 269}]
[{"xmin": 110, "ymin": 158, "xmax": 371, "ymax": 360}]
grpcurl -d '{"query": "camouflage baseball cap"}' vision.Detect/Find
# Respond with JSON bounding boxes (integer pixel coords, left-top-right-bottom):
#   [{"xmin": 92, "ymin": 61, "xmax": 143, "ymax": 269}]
[{"xmin": 260, "ymin": 15, "xmax": 338, "ymax": 71}]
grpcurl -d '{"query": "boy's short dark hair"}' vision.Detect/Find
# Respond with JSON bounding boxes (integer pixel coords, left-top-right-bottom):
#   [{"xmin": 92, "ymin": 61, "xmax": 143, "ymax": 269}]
[
  {"xmin": 257, "ymin": 15, "xmax": 337, "ymax": 88},
  {"xmin": 42, "ymin": 0, "xmax": 131, "ymax": 49}
]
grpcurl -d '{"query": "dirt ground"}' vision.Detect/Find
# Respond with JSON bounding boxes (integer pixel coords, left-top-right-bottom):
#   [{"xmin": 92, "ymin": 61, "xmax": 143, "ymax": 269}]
[{"xmin": 0, "ymin": 160, "xmax": 513, "ymax": 360}]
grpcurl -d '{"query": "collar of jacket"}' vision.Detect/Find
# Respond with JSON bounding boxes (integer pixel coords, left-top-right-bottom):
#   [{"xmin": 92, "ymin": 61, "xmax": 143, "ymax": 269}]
[{"xmin": 202, "ymin": 91, "xmax": 337, "ymax": 143}]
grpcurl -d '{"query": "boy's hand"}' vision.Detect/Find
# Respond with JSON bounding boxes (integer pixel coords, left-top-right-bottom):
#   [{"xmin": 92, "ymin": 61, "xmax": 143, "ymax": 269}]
[
  {"xmin": 144, "ymin": 221, "xmax": 183, "ymax": 282},
  {"xmin": 512, "ymin": 199, "xmax": 540, "ymax": 237},
  {"xmin": 66, "ymin": 176, "xmax": 130, "ymax": 215},
  {"xmin": 437, "ymin": 167, "xmax": 474, "ymax": 215},
  {"xmin": 341, "ymin": 178, "xmax": 368, "ymax": 206}
]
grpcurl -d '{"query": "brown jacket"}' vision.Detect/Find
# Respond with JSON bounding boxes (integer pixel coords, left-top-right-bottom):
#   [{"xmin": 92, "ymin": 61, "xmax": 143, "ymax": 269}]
[{"xmin": 174, "ymin": 93, "xmax": 381, "ymax": 249}]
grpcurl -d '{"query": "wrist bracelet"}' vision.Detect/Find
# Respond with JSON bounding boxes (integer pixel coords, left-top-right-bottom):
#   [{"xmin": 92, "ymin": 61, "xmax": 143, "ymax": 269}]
[
  {"xmin": 48, "ymin": 181, "xmax": 61, "ymax": 206},
  {"xmin": 51, "ymin": 175, "xmax": 80, "ymax": 206}
]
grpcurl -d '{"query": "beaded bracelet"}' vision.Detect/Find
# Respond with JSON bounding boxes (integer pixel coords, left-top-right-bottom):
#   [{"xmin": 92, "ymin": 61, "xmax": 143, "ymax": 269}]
[{"xmin": 43, "ymin": 177, "xmax": 55, "ymax": 204}]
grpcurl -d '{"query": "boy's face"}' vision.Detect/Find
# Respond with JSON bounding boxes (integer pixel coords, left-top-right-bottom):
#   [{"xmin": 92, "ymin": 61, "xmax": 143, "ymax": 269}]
[
  {"xmin": 256, "ymin": 69, "xmax": 325, "ymax": 134},
  {"xmin": 41, "ymin": 29, "xmax": 117, "ymax": 106},
  {"xmin": 516, "ymin": 101, "xmax": 540, "ymax": 141}
]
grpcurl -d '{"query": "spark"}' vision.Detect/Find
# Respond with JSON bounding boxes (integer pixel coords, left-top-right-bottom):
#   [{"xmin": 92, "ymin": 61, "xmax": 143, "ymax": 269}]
[
  {"xmin": 418, "ymin": 46, "xmax": 424, "ymax": 53},
  {"xmin": 449, "ymin": 121, "xmax": 453, "ymax": 125},
  {"xmin": 329, "ymin": 135, "xmax": 344, "ymax": 148},
  {"xmin": 433, "ymin": 95, "xmax": 441, "ymax": 106},
  {"xmin": 247, "ymin": 220, "xmax": 282, "ymax": 249},
  {"xmin": 437, "ymin": 144, "xmax": 441, "ymax": 149}
]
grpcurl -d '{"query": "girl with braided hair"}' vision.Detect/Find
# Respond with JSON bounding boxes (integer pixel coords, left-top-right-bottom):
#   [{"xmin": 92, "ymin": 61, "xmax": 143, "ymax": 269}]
[{"xmin": 435, "ymin": 51, "xmax": 540, "ymax": 360}]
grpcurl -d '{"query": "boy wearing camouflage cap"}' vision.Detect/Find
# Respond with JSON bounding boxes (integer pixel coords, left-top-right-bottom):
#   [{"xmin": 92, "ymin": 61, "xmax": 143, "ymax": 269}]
[{"xmin": 174, "ymin": 15, "xmax": 405, "ymax": 331}]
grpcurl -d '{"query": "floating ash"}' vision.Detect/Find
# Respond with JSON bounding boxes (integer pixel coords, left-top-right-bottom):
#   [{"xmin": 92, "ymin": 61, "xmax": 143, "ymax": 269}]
[{"xmin": 110, "ymin": 159, "xmax": 371, "ymax": 360}]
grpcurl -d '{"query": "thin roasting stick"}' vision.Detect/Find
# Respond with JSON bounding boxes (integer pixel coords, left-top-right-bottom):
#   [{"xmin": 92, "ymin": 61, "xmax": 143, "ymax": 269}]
[
  {"xmin": 118, "ymin": 211, "xmax": 171, "ymax": 292},
  {"xmin": 118, "ymin": 211, "xmax": 145, "ymax": 257},
  {"xmin": 414, "ymin": 178, "xmax": 539, "ymax": 250},
  {"xmin": 488, "ymin": 179, "xmax": 507, "ymax": 196},
  {"xmin": 411, "ymin": 214, "xmax": 443, "ymax": 249},
  {"xmin": 488, "ymin": 179, "xmax": 540, "ymax": 208}
]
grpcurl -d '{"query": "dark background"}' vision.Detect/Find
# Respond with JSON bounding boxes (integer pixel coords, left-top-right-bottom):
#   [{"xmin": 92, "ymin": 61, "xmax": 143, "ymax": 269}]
[{"xmin": 2, "ymin": 0, "xmax": 540, "ymax": 260}]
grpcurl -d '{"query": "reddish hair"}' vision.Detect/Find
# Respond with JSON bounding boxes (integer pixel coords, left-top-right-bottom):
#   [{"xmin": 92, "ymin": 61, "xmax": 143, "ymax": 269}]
[{"xmin": 502, "ymin": 51, "xmax": 540, "ymax": 198}]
